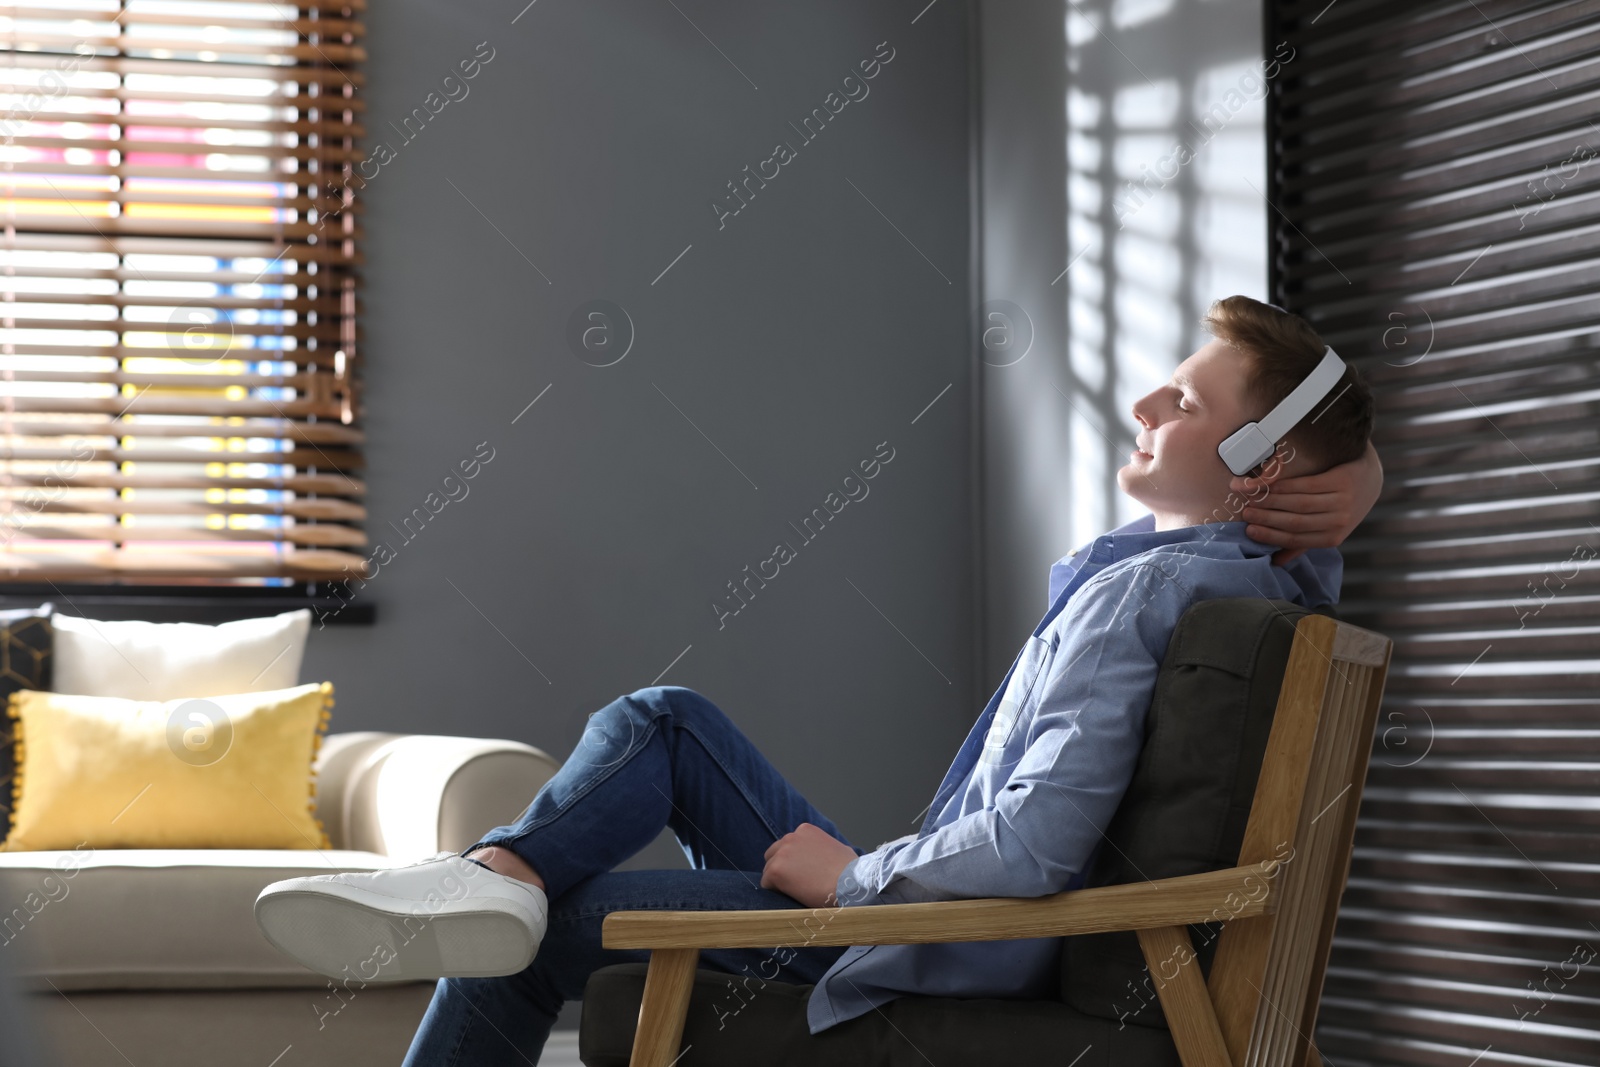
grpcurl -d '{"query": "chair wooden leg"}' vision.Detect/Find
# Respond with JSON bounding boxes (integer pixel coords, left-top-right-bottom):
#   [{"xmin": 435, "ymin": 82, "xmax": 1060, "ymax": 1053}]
[
  {"xmin": 1137, "ymin": 926, "xmax": 1235, "ymax": 1067},
  {"xmin": 628, "ymin": 947, "xmax": 700, "ymax": 1067}
]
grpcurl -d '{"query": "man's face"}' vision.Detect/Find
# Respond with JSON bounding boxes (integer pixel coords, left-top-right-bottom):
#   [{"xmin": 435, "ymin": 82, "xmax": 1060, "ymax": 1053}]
[{"xmin": 1117, "ymin": 339, "xmax": 1265, "ymax": 527}]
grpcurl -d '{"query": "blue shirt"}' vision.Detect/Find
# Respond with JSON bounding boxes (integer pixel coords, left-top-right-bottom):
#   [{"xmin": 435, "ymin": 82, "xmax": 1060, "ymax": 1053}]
[{"xmin": 806, "ymin": 514, "xmax": 1342, "ymax": 1033}]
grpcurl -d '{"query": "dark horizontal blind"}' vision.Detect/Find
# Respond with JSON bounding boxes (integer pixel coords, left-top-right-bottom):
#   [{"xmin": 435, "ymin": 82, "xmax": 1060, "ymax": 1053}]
[{"xmin": 1267, "ymin": 1, "xmax": 1600, "ymax": 1064}]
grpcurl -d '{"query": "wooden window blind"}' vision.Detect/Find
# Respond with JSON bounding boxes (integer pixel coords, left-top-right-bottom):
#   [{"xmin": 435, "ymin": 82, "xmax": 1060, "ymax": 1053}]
[
  {"xmin": 0, "ymin": 0, "xmax": 366, "ymax": 585},
  {"xmin": 1266, "ymin": 1, "xmax": 1600, "ymax": 1064}
]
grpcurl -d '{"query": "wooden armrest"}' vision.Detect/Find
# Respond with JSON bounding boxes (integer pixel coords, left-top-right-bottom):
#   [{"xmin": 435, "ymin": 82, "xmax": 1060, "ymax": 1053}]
[{"xmin": 602, "ymin": 862, "xmax": 1277, "ymax": 950}]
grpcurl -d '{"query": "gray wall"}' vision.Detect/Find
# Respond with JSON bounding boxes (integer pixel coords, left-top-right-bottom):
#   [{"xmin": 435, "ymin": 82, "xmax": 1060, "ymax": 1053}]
[
  {"xmin": 299, "ymin": 0, "xmax": 1271, "ymax": 934},
  {"xmin": 301, "ymin": 0, "xmax": 978, "ymax": 876},
  {"xmin": 977, "ymin": 0, "xmax": 1269, "ymax": 676}
]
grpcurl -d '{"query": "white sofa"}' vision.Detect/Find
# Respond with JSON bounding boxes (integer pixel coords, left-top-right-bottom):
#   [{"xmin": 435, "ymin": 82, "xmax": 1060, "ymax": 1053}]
[{"xmin": 0, "ymin": 731, "xmax": 560, "ymax": 1067}]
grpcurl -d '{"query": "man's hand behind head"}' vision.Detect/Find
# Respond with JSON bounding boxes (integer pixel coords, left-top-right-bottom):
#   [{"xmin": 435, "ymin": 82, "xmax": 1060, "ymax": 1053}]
[{"xmin": 1231, "ymin": 439, "xmax": 1384, "ymax": 565}]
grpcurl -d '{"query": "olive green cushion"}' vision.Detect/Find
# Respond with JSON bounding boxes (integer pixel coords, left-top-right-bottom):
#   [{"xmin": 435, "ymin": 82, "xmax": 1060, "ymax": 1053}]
[{"xmin": 1060, "ymin": 597, "xmax": 1325, "ymax": 1028}]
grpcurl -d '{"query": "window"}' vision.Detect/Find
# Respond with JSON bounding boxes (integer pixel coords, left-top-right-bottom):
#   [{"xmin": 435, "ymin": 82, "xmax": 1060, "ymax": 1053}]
[
  {"xmin": 0, "ymin": 0, "xmax": 364, "ymax": 589},
  {"xmin": 1267, "ymin": 2, "xmax": 1600, "ymax": 1062}
]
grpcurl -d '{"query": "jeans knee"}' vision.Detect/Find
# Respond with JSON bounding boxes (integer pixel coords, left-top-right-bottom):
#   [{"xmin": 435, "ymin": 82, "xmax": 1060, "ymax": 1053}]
[{"xmin": 622, "ymin": 685, "xmax": 727, "ymax": 733}]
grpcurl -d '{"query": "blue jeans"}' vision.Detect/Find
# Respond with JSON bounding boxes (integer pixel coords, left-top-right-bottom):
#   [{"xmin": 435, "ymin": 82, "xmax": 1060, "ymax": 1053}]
[{"xmin": 402, "ymin": 686, "xmax": 861, "ymax": 1066}]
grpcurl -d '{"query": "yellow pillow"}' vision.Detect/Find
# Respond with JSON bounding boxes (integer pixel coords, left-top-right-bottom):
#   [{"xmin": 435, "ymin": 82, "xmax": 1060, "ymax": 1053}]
[{"xmin": 2, "ymin": 682, "xmax": 334, "ymax": 851}]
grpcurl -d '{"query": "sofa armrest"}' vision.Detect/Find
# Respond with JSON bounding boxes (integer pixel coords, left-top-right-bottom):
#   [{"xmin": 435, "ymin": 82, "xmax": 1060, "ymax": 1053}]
[
  {"xmin": 314, "ymin": 731, "xmax": 404, "ymax": 850},
  {"xmin": 318, "ymin": 733, "xmax": 561, "ymax": 859}
]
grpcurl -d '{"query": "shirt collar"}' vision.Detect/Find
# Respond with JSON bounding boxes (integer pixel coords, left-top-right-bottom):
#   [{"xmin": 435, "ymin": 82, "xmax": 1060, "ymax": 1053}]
[{"xmin": 1046, "ymin": 515, "xmax": 1340, "ymax": 610}]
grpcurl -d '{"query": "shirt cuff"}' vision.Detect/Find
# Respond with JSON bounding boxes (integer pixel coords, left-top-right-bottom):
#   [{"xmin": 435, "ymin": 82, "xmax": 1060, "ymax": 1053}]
[{"xmin": 835, "ymin": 853, "xmax": 881, "ymax": 906}]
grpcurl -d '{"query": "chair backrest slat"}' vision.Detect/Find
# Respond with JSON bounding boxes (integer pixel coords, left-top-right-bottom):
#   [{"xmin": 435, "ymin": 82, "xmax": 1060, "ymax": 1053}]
[
  {"xmin": 1291, "ymin": 649, "xmax": 1388, "ymax": 1066},
  {"xmin": 1206, "ymin": 613, "xmax": 1392, "ymax": 1067},
  {"xmin": 1252, "ymin": 657, "xmax": 1376, "ymax": 1067}
]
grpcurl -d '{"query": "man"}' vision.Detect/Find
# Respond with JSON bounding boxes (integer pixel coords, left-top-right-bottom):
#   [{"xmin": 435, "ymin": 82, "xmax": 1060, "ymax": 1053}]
[{"xmin": 256, "ymin": 296, "xmax": 1381, "ymax": 1063}]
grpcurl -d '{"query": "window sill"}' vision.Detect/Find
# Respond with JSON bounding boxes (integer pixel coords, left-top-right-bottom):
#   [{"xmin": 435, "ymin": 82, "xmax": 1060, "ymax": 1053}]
[{"xmin": 0, "ymin": 583, "xmax": 375, "ymax": 625}]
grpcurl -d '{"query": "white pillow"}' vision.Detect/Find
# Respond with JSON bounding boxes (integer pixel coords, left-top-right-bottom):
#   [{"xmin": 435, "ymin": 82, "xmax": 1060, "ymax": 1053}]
[{"xmin": 51, "ymin": 609, "xmax": 311, "ymax": 700}]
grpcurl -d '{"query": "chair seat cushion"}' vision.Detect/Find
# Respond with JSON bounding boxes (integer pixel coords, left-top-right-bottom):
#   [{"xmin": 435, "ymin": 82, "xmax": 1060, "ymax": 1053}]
[
  {"xmin": 578, "ymin": 962, "xmax": 1181, "ymax": 1067},
  {"xmin": 0, "ymin": 848, "xmax": 409, "ymax": 990}
]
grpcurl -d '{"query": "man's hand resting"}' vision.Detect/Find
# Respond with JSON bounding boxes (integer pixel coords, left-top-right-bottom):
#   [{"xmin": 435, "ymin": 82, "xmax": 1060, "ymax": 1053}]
[
  {"xmin": 1231, "ymin": 439, "xmax": 1384, "ymax": 566},
  {"xmin": 761, "ymin": 822, "xmax": 859, "ymax": 909}
]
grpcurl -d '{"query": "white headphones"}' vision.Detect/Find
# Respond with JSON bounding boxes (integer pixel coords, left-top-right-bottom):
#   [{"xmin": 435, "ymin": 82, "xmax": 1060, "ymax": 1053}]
[{"xmin": 1217, "ymin": 346, "xmax": 1348, "ymax": 476}]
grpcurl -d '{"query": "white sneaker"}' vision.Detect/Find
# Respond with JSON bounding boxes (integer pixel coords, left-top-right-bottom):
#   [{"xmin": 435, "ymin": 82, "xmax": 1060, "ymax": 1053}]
[{"xmin": 254, "ymin": 851, "xmax": 548, "ymax": 983}]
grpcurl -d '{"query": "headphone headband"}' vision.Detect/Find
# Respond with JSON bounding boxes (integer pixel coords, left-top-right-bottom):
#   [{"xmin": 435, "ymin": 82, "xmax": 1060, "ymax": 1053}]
[{"xmin": 1216, "ymin": 346, "xmax": 1347, "ymax": 477}]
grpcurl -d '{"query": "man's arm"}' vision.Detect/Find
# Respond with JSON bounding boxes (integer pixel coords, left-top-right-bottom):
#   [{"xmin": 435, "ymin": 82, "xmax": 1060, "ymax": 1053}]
[
  {"xmin": 825, "ymin": 563, "xmax": 1185, "ymax": 907},
  {"xmin": 1233, "ymin": 439, "xmax": 1383, "ymax": 565}
]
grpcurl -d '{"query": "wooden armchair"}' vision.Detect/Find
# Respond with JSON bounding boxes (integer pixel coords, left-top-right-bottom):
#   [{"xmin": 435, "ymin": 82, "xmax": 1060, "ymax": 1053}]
[{"xmin": 589, "ymin": 602, "xmax": 1393, "ymax": 1067}]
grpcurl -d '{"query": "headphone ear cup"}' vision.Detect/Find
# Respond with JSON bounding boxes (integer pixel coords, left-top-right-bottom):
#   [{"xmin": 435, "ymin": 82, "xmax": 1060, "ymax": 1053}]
[{"xmin": 1219, "ymin": 423, "xmax": 1273, "ymax": 477}]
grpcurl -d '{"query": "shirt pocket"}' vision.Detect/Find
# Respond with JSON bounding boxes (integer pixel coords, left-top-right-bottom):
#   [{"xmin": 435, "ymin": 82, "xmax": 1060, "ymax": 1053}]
[{"xmin": 980, "ymin": 633, "xmax": 1059, "ymax": 767}]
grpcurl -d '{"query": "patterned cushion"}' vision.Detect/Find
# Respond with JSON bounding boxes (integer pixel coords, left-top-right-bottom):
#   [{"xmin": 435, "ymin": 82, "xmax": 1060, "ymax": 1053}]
[{"xmin": 0, "ymin": 604, "xmax": 53, "ymax": 829}]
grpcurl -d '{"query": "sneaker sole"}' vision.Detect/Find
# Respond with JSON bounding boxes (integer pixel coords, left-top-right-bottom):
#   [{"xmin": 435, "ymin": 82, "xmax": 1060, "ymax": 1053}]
[{"xmin": 255, "ymin": 882, "xmax": 542, "ymax": 982}]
